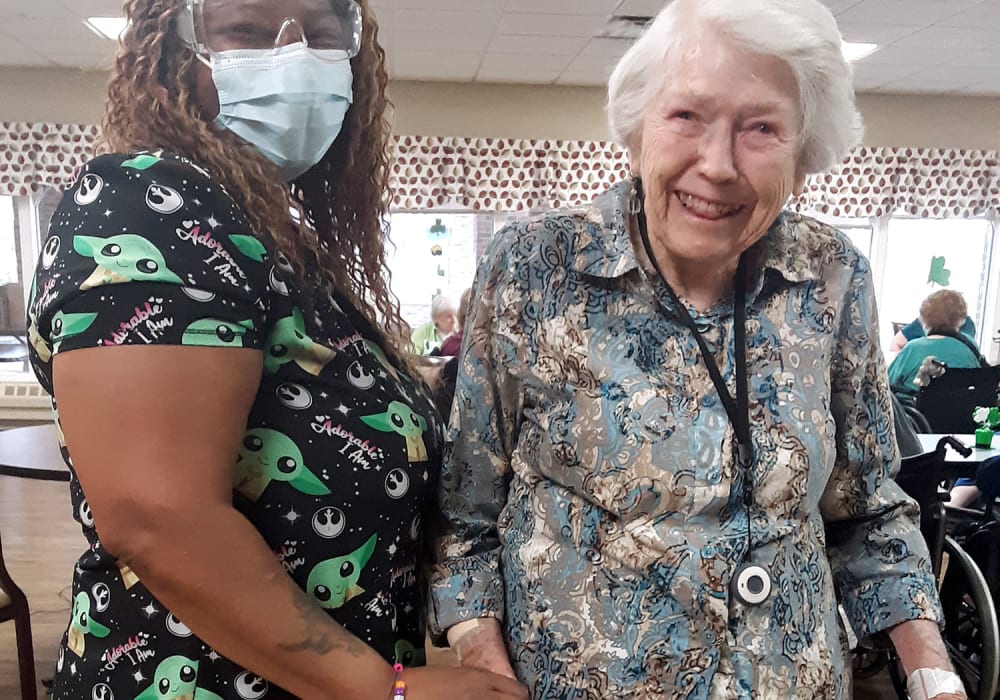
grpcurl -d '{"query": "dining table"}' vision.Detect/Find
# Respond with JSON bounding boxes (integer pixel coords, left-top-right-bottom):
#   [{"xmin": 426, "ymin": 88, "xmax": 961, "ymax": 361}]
[{"xmin": 0, "ymin": 423, "xmax": 68, "ymax": 482}]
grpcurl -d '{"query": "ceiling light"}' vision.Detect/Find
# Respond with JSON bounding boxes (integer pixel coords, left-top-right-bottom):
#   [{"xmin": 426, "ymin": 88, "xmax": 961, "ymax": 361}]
[
  {"xmin": 842, "ymin": 41, "xmax": 878, "ymax": 62},
  {"xmin": 84, "ymin": 17, "xmax": 127, "ymax": 40}
]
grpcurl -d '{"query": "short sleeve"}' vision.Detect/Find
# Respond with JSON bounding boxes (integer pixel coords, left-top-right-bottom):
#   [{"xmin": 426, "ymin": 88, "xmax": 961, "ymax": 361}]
[{"xmin": 28, "ymin": 153, "xmax": 272, "ymax": 367}]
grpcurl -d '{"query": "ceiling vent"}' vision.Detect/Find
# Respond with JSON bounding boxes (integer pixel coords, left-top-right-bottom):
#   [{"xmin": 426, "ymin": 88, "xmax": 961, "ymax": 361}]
[{"xmin": 599, "ymin": 15, "xmax": 653, "ymax": 41}]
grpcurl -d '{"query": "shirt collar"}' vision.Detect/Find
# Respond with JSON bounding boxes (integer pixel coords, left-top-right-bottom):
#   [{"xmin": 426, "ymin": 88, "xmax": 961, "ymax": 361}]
[{"xmin": 571, "ymin": 181, "xmax": 824, "ymax": 288}]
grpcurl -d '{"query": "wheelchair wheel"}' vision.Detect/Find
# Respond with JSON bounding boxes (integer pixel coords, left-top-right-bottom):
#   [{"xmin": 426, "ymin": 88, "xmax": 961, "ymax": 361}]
[{"xmin": 938, "ymin": 535, "xmax": 1000, "ymax": 699}]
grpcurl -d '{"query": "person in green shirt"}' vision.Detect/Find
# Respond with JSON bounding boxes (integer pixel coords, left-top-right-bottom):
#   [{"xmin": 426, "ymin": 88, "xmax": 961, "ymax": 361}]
[
  {"xmin": 411, "ymin": 294, "xmax": 458, "ymax": 355},
  {"xmin": 888, "ymin": 289, "xmax": 982, "ymax": 394}
]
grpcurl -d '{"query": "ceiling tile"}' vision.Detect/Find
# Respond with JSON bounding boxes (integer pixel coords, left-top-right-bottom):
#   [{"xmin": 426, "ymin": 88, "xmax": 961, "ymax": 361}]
[
  {"xmin": 836, "ymin": 22, "xmax": 922, "ymax": 45},
  {"xmin": 504, "ymin": 0, "xmax": 619, "ymax": 14},
  {"xmin": 944, "ymin": 48, "xmax": 1000, "ymax": 68},
  {"xmin": 861, "ymin": 43, "xmax": 976, "ymax": 66},
  {"xmin": 613, "ymin": 0, "xmax": 668, "ymax": 17},
  {"xmin": 393, "ymin": 9, "xmax": 500, "ymax": 35},
  {"xmin": 850, "ymin": 61, "xmax": 919, "ymax": 86},
  {"xmin": 497, "ymin": 13, "xmax": 609, "ymax": 37},
  {"xmin": 394, "ymin": 31, "xmax": 492, "ymax": 53},
  {"xmin": 902, "ymin": 64, "xmax": 1000, "ymax": 84},
  {"xmin": 563, "ymin": 54, "xmax": 619, "ymax": 75},
  {"xmin": 479, "ymin": 52, "xmax": 574, "ymax": 73},
  {"xmin": 880, "ymin": 75, "xmax": 972, "ymax": 93},
  {"xmin": 579, "ymin": 37, "xmax": 632, "ymax": 57},
  {"xmin": 835, "ymin": 0, "xmax": 976, "ymax": 27},
  {"xmin": 487, "ymin": 34, "xmax": 589, "ymax": 56},
  {"xmin": 891, "ymin": 25, "xmax": 1000, "ymax": 49},
  {"xmin": 377, "ymin": 0, "xmax": 505, "ymax": 10},
  {"xmin": 556, "ymin": 72, "xmax": 612, "ymax": 87},
  {"xmin": 937, "ymin": 3, "xmax": 1000, "ymax": 28},
  {"xmin": 391, "ymin": 52, "xmax": 480, "ymax": 81},
  {"xmin": 476, "ymin": 67, "xmax": 561, "ymax": 84}
]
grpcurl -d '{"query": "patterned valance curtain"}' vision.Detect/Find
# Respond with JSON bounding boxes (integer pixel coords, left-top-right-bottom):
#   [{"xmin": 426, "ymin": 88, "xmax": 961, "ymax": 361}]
[{"xmin": 3, "ymin": 122, "xmax": 999, "ymax": 219}]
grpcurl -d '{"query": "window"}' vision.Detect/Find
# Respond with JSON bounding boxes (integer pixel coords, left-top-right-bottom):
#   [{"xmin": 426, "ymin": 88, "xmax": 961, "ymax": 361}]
[
  {"xmin": 878, "ymin": 217, "xmax": 995, "ymax": 352},
  {"xmin": 386, "ymin": 212, "xmax": 487, "ymax": 331}
]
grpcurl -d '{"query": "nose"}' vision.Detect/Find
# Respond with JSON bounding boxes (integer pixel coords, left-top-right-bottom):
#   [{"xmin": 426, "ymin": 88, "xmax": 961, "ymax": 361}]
[
  {"xmin": 698, "ymin": 126, "xmax": 738, "ymax": 183},
  {"xmin": 274, "ymin": 17, "xmax": 308, "ymax": 48}
]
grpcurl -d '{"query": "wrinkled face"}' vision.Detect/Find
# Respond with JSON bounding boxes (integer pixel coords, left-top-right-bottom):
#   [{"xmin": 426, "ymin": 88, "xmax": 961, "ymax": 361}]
[
  {"xmin": 629, "ymin": 38, "xmax": 803, "ymax": 273},
  {"xmin": 433, "ymin": 310, "xmax": 457, "ymax": 335}
]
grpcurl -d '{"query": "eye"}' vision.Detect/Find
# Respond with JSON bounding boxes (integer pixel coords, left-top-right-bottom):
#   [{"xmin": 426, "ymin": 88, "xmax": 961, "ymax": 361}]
[
  {"xmin": 402, "ymin": 649, "xmax": 415, "ymax": 665},
  {"xmin": 243, "ymin": 435, "xmax": 263, "ymax": 451},
  {"xmin": 53, "ymin": 318, "xmax": 63, "ymax": 334},
  {"xmin": 101, "ymin": 244, "xmax": 122, "ymax": 257},
  {"xmin": 270, "ymin": 344, "xmax": 288, "ymax": 358},
  {"xmin": 674, "ymin": 110, "xmax": 694, "ymax": 121},
  {"xmin": 313, "ymin": 585, "xmax": 331, "ymax": 602},
  {"xmin": 80, "ymin": 612, "xmax": 89, "ymax": 625},
  {"xmin": 276, "ymin": 456, "xmax": 297, "ymax": 474},
  {"xmin": 136, "ymin": 258, "xmax": 159, "ymax": 274},
  {"xmin": 409, "ymin": 414, "xmax": 421, "ymax": 429},
  {"xmin": 216, "ymin": 325, "xmax": 236, "ymax": 343},
  {"xmin": 179, "ymin": 665, "xmax": 196, "ymax": 682},
  {"xmin": 750, "ymin": 122, "xmax": 774, "ymax": 135},
  {"xmin": 159, "ymin": 679, "xmax": 171, "ymax": 694},
  {"xmin": 390, "ymin": 412, "xmax": 405, "ymax": 429},
  {"xmin": 339, "ymin": 561, "xmax": 354, "ymax": 578}
]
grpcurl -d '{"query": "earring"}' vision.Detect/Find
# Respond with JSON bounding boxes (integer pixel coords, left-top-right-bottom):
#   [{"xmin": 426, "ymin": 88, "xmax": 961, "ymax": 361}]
[{"xmin": 628, "ymin": 176, "xmax": 643, "ymax": 215}]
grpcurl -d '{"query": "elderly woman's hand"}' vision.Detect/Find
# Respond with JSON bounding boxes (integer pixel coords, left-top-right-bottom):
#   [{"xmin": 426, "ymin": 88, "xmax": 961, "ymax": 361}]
[{"xmin": 449, "ymin": 617, "xmax": 518, "ymax": 680}]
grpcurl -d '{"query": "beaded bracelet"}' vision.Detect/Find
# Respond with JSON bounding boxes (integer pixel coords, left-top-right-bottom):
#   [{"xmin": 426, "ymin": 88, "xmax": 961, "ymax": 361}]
[{"xmin": 391, "ymin": 663, "xmax": 406, "ymax": 699}]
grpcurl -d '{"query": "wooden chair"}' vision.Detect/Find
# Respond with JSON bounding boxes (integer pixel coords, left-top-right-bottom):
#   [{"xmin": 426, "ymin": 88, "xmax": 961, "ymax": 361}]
[{"xmin": 0, "ymin": 531, "xmax": 37, "ymax": 700}]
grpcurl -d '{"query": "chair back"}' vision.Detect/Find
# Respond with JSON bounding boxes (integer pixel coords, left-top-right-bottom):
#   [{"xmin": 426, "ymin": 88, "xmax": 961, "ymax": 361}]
[{"xmin": 915, "ymin": 364, "xmax": 1000, "ymax": 434}]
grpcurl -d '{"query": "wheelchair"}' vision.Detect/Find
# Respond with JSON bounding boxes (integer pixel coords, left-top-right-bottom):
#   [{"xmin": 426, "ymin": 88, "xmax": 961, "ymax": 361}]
[{"xmin": 853, "ymin": 436, "xmax": 1000, "ymax": 699}]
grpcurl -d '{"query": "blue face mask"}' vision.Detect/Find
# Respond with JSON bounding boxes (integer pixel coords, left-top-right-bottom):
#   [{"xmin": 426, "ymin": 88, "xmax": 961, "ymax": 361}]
[{"xmin": 202, "ymin": 43, "xmax": 353, "ymax": 181}]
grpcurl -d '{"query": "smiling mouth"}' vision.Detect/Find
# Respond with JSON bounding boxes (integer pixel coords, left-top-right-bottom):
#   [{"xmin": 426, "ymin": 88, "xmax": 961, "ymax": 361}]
[{"xmin": 676, "ymin": 192, "xmax": 744, "ymax": 219}]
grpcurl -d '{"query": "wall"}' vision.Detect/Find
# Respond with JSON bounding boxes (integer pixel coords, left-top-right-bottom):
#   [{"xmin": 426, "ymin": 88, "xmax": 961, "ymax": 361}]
[{"xmin": 1, "ymin": 66, "xmax": 999, "ymax": 150}]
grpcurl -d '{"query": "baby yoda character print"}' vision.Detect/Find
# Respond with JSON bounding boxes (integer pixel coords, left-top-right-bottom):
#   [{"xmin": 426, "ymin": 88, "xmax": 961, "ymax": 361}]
[
  {"xmin": 51, "ymin": 311, "xmax": 98, "ymax": 353},
  {"xmin": 67, "ymin": 591, "xmax": 110, "ymax": 657},
  {"xmin": 263, "ymin": 307, "xmax": 335, "ymax": 376},
  {"xmin": 234, "ymin": 427, "xmax": 330, "ymax": 501},
  {"xmin": 181, "ymin": 318, "xmax": 253, "ymax": 347},
  {"xmin": 306, "ymin": 534, "xmax": 377, "ymax": 609},
  {"xmin": 73, "ymin": 234, "xmax": 183, "ymax": 290},
  {"xmin": 395, "ymin": 638, "xmax": 425, "ymax": 667},
  {"xmin": 361, "ymin": 401, "xmax": 429, "ymax": 462},
  {"xmin": 133, "ymin": 655, "xmax": 223, "ymax": 700}
]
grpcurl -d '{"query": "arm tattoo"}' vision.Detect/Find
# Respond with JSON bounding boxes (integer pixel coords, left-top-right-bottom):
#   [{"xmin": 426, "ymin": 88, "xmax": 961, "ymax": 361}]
[{"xmin": 277, "ymin": 589, "xmax": 368, "ymax": 658}]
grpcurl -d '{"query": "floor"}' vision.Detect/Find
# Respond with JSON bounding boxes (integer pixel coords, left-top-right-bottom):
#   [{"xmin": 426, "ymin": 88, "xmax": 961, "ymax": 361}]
[{"xmin": 0, "ymin": 472, "xmax": 895, "ymax": 699}]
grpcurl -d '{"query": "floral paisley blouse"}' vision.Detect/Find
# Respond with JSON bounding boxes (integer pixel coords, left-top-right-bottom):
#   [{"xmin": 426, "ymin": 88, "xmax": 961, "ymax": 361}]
[
  {"xmin": 429, "ymin": 181, "xmax": 941, "ymax": 699},
  {"xmin": 28, "ymin": 153, "xmax": 442, "ymax": 699}
]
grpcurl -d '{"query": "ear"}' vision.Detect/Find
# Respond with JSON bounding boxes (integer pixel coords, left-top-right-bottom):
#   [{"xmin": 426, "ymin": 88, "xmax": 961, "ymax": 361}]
[
  {"xmin": 73, "ymin": 236, "xmax": 99, "ymax": 257},
  {"xmin": 361, "ymin": 413, "xmax": 392, "ymax": 432},
  {"xmin": 792, "ymin": 165, "xmax": 807, "ymax": 197},
  {"xmin": 356, "ymin": 533, "xmax": 378, "ymax": 569}
]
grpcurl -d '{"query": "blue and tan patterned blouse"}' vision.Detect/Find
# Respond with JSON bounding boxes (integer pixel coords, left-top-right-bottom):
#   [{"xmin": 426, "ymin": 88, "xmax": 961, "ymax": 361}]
[{"xmin": 429, "ymin": 181, "xmax": 942, "ymax": 699}]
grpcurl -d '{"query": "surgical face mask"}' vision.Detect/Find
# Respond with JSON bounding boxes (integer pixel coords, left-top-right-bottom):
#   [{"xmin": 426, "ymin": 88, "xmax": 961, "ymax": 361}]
[{"xmin": 199, "ymin": 44, "xmax": 354, "ymax": 181}]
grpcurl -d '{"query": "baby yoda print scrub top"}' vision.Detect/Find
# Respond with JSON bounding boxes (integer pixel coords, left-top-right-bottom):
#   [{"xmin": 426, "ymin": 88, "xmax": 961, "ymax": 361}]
[{"xmin": 28, "ymin": 153, "xmax": 443, "ymax": 699}]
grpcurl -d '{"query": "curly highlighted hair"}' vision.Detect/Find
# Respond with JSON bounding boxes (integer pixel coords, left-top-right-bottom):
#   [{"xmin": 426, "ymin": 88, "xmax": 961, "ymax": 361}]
[{"xmin": 101, "ymin": 0, "xmax": 409, "ymax": 349}]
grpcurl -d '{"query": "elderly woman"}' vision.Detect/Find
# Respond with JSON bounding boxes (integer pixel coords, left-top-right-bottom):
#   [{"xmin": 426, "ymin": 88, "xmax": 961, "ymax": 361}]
[
  {"xmin": 888, "ymin": 289, "xmax": 983, "ymax": 393},
  {"xmin": 412, "ymin": 294, "xmax": 459, "ymax": 355},
  {"xmin": 26, "ymin": 1, "xmax": 527, "ymax": 698},
  {"xmin": 430, "ymin": 0, "xmax": 964, "ymax": 698}
]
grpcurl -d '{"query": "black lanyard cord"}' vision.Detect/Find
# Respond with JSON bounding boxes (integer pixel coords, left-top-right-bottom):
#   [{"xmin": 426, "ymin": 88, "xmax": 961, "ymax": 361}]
[{"xmin": 632, "ymin": 178, "xmax": 756, "ymax": 524}]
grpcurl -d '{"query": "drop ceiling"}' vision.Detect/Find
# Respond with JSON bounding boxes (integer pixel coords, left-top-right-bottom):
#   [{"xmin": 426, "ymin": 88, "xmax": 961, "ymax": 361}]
[{"xmin": 1, "ymin": 0, "xmax": 999, "ymax": 96}]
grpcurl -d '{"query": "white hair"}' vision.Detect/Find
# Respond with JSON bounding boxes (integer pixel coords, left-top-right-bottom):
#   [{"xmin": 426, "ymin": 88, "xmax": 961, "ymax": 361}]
[
  {"xmin": 606, "ymin": 0, "xmax": 863, "ymax": 175},
  {"xmin": 430, "ymin": 295, "xmax": 457, "ymax": 318}
]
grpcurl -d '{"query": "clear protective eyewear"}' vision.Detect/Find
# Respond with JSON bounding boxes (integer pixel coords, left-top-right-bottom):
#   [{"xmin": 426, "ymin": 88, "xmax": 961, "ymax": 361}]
[{"xmin": 178, "ymin": 0, "xmax": 363, "ymax": 59}]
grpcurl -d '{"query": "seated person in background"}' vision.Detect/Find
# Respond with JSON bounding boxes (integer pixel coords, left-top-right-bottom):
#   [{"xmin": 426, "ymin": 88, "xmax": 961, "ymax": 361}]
[
  {"xmin": 412, "ymin": 294, "xmax": 457, "ymax": 355},
  {"xmin": 888, "ymin": 289, "xmax": 982, "ymax": 394},
  {"xmin": 950, "ymin": 454, "xmax": 1000, "ymax": 509},
  {"xmin": 891, "ymin": 309, "xmax": 976, "ymax": 352},
  {"xmin": 436, "ymin": 288, "xmax": 472, "ymax": 357}
]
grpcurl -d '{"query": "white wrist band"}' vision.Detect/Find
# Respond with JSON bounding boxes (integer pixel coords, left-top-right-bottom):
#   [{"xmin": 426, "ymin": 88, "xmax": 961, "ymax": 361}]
[{"xmin": 906, "ymin": 668, "xmax": 966, "ymax": 700}]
